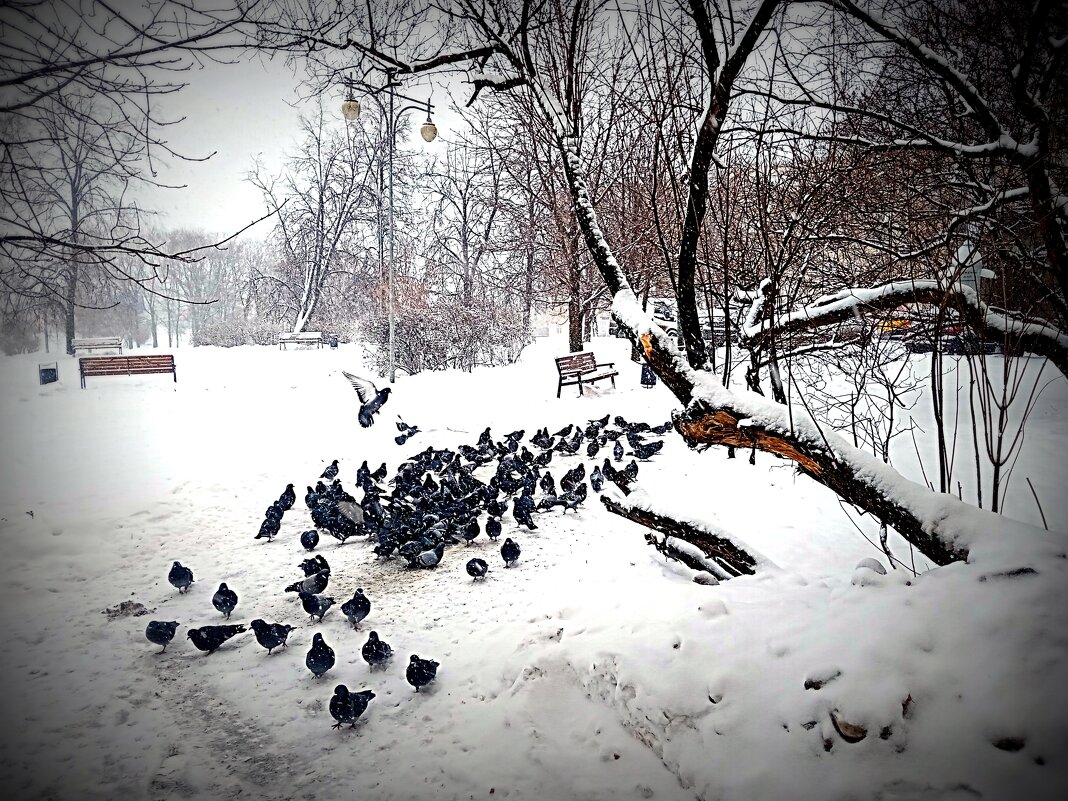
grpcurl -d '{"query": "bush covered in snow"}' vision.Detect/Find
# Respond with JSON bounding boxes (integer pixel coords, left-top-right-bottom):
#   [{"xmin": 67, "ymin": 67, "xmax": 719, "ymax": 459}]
[
  {"xmin": 190, "ymin": 320, "xmax": 281, "ymax": 347},
  {"xmin": 362, "ymin": 298, "xmax": 529, "ymax": 375}
]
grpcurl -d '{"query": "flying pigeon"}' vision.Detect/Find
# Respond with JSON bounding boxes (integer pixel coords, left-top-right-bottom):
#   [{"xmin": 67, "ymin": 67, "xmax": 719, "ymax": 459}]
[
  {"xmin": 168, "ymin": 561, "xmax": 194, "ymax": 593},
  {"xmin": 145, "ymin": 621, "xmax": 179, "ymax": 653},
  {"xmin": 250, "ymin": 619, "xmax": 297, "ymax": 655},
  {"xmin": 361, "ymin": 631, "xmax": 393, "ymax": 670},
  {"xmin": 466, "ymin": 558, "xmax": 489, "ymax": 580},
  {"xmin": 341, "ymin": 589, "xmax": 371, "ymax": 630},
  {"xmin": 342, "ymin": 372, "xmax": 392, "ymax": 428},
  {"xmin": 406, "ymin": 654, "xmax": 440, "ymax": 692},
  {"xmin": 330, "ymin": 685, "xmax": 376, "ymax": 729},
  {"xmin": 212, "ymin": 583, "xmax": 238, "ymax": 619},
  {"xmin": 187, "ymin": 624, "xmax": 246, "ymax": 654}
]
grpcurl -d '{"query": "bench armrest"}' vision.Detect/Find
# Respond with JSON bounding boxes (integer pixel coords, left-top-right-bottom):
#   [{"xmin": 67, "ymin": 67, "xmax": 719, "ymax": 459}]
[{"xmin": 594, "ymin": 361, "xmax": 615, "ymax": 368}]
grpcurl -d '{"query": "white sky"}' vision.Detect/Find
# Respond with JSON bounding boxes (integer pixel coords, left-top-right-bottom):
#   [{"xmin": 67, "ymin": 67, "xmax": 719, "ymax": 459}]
[{"xmin": 140, "ymin": 54, "xmax": 462, "ymax": 241}]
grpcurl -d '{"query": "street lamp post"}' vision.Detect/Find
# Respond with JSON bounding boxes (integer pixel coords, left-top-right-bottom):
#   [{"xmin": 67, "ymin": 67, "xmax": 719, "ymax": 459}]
[{"xmin": 342, "ymin": 72, "xmax": 438, "ymax": 384}]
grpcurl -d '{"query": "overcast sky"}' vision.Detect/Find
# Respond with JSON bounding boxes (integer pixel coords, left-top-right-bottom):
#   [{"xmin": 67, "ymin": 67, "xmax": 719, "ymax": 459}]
[{"xmin": 137, "ymin": 53, "xmax": 308, "ymax": 238}]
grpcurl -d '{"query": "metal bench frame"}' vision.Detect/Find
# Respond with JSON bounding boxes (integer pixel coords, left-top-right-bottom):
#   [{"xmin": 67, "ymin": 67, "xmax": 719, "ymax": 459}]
[{"xmin": 555, "ymin": 351, "xmax": 617, "ymax": 397}]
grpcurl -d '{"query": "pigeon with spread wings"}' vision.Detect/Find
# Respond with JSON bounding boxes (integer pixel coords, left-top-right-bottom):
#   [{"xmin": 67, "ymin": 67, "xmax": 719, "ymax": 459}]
[{"xmin": 342, "ymin": 372, "xmax": 392, "ymax": 428}]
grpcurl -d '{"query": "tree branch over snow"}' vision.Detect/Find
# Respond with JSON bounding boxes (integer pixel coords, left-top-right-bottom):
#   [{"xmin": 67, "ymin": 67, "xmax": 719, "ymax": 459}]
[
  {"xmin": 600, "ymin": 492, "xmax": 768, "ymax": 579},
  {"xmin": 740, "ymin": 280, "xmax": 1068, "ymax": 379}
]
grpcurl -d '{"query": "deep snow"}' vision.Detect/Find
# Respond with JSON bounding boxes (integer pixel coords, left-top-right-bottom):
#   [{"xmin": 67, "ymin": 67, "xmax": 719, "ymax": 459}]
[{"xmin": 0, "ymin": 336, "xmax": 1065, "ymax": 800}]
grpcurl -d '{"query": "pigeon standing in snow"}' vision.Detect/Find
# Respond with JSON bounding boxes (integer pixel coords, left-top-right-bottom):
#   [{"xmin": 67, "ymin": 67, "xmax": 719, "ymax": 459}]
[
  {"xmin": 330, "ymin": 685, "xmax": 376, "ymax": 729},
  {"xmin": 306, "ymin": 632, "xmax": 336, "ymax": 678},
  {"xmin": 485, "ymin": 517, "xmax": 502, "ymax": 541},
  {"xmin": 415, "ymin": 542, "xmax": 446, "ymax": 568},
  {"xmin": 466, "ymin": 558, "xmax": 489, "ymax": 580},
  {"xmin": 613, "ymin": 440, "xmax": 624, "ymax": 462},
  {"xmin": 212, "ymin": 583, "xmax": 238, "ymax": 619},
  {"xmin": 300, "ymin": 529, "xmax": 319, "ymax": 551},
  {"xmin": 406, "ymin": 654, "xmax": 439, "ymax": 692},
  {"xmin": 168, "ymin": 562, "xmax": 194, "ymax": 593},
  {"xmin": 299, "ymin": 592, "xmax": 336, "ymax": 623},
  {"xmin": 321, "ymin": 459, "xmax": 340, "ymax": 480},
  {"xmin": 361, "ymin": 631, "xmax": 393, "ymax": 670},
  {"xmin": 250, "ymin": 619, "xmax": 297, "ymax": 655},
  {"xmin": 341, "ymin": 589, "xmax": 371, "ymax": 630},
  {"xmin": 187, "ymin": 624, "xmax": 246, "ymax": 654},
  {"xmin": 501, "ymin": 538, "xmax": 521, "ymax": 567},
  {"xmin": 145, "ymin": 621, "xmax": 179, "ymax": 652},
  {"xmin": 286, "ymin": 568, "xmax": 330, "ymax": 595},
  {"xmin": 342, "ymin": 372, "xmax": 392, "ymax": 428},
  {"xmin": 278, "ymin": 483, "xmax": 296, "ymax": 512}
]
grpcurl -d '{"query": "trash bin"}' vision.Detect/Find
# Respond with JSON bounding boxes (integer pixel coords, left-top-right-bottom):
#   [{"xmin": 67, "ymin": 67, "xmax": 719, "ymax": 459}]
[
  {"xmin": 329, "ymin": 336, "xmax": 339, "ymax": 349},
  {"xmin": 38, "ymin": 362, "xmax": 58, "ymax": 385},
  {"xmin": 640, "ymin": 363, "xmax": 657, "ymax": 388}
]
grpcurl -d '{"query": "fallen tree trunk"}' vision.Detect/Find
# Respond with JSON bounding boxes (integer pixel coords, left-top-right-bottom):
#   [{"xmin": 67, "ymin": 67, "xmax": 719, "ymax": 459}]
[{"xmin": 600, "ymin": 493, "xmax": 767, "ymax": 579}]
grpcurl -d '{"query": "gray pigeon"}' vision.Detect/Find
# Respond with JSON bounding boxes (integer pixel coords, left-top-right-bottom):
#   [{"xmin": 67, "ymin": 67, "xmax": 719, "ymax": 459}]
[
  {"xmin": 306, "ymin": 632, "xmax": 335, "ymax": 678},
  {"xmin": 341, "ymin": 589, "xmax": 371, "ymax": 630},
  {"xmin": 168, "ymin": 561, "xmax": 194, "ymax": 593},
  {"xmin": 330, "ymin": 685, "xmax": 376, "ymax": 729},
  {"xmin": 212, "ymin": 583, "xmax": 238, "ymax": 619},
  {"xmin": 342, "ymin": 372, "xmax": 392, "ymax": 428},
  {"xmin": 145, "ymin": 621, "xmax": 179, "ymax": 652}
]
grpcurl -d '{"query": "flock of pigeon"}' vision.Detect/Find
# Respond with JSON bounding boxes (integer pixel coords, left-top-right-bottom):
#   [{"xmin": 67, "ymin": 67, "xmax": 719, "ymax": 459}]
[{"xmin": 144, "ymin": 401, "xmax": 669, "ymax": 731}]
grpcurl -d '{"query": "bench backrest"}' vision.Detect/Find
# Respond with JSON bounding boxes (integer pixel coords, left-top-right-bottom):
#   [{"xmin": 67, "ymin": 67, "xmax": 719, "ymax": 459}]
[
  {"xmin": 555, "ymin": 352, "xmax": 597, "ymax": 376},
  {"xmin": 279, "ymin": 332, "xmax": 322, "ymax": 340},
  {"xmin": 73, "ymin": 337, "xmax": 122, "ymax": 347},
  {"xmin": 80, "ymin": 355, "xmax": 175, "ymax": 375}
]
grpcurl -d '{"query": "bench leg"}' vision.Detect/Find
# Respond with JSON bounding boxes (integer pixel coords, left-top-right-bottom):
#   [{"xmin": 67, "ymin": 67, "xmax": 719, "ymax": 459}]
[
  {"xmin": 557, "ymin": 380, "xmax": 562, "ymax": 399},
  {"xmin": 578, "ymin": 379, "xmax": 584, "ymax": 396}
]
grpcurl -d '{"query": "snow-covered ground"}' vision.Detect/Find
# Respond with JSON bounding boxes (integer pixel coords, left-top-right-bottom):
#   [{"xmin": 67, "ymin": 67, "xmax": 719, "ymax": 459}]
[{"xmin": 0, "ymin": 336, "xmax": 1065, "ymax": 800}]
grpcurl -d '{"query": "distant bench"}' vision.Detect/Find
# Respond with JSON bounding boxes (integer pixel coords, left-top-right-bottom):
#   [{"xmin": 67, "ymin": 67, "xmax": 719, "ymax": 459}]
[
  {"xmin": 80, "ymin": 355, "xmax": 176, "ymax": 388},
  {"xmin": 555, "ymin": 351, "xmax": 617, "ymax": 397},
  {"xmin": 72, "ymin": 337, "xmax": 122, "ymax": 356},
  {"xmin": 278, "ymin": 331, "xmax": 323, "ymax": 349}
]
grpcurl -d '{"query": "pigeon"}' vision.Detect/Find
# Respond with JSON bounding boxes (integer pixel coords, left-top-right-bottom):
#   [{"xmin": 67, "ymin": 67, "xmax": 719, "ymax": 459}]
[
  {"xmin": 371, "ymin": 462, "xmax": 388, "ymax": 483},
  {"xmin": 278, "ymin": 483, "xmax": 296, "ymax": 512},
  {"xmin": 513, "ymin": 496, "xmax": 538, "ymax": 530},
  {"xmin": 485, "ymin": 517, "xmax": 502, "ymax": 541},
  {"xmin": 250, "ymin": 618, "xmax": 297, "ymax": 655},
  {"xmin": 628, "ymin": 439, "xmax": 663, "ymax": 460},
  {"xmin": 501, "ymin": 537, "xmax": 521, "ymax": 567},
  {"xmin": 321, "ymin": 459, "xmax": 339, "ymax": 480},
  {"xmin": 553, "ymin": 424, "xmax": 574, "ymax": 438},
  {"xmin": 168, "ymin": 561, "xmax": 194, "ymax": 593},
  {"xmin": 341, "ymin": 589, "xmax": 371, "ymax": 630},
  {"xmin": 299, "ymin": 554, "xmax": 330, "ymax": 576},
  {"xmin": 415, "ymin": 542, "xmax": 446, "ymax": 568},
  {"xmin": 342, "ymin": 372, "xmax": 392, "ymax": 428},
  {"xmin": 145, "ymin": 620, "xmax": 179, "ymax": 652},
  {"xmin": 330, "ymin": 685, "xmax": 376, "ymax": 729},
  {"xmin": 187, "ymin": 624, "xmax": 246, "ymax": 654},
  {"xmin": 406, "ymin": 654, "xmax": 440, "ymax": 692},
  {"xmin": 586, "ymin": 438, "xmax": 601, "ymax": 458},
  {"xmin": 300, "ymin": 529, "xmax": 320, "ymax": 551},
  {"xmin": 466, "ymin": 558, "xmax": 489, "ymax": 580},
  {"xmin": 361, "ymin": 631, "xmax": 393, "ymax": 670},
  {"xmin": 255, "ymin": 516, "xmax": 280, "ymax": 541},
  {"xmin": 306, "ymin": 632, "xmax": 335, "ymax": 678},
  {"xmin": 212, "ymin": 583, "xmax": 238, "ymax": 619},
  {"xmin": 614, "ymin": 440, "xmax": 624, "ymax": 462},
  {"xmin": 299, "ymin": 592, "xmax": 336, "ymax": 622},
  {"xmin": 590, "ymin": 465, "xmax": 603, "ymax": 492},
  {"xmin": 286, "ymin": 568, "xmax": 330, "ymax": 595},
  {"xmin": 652, "ymin": 421, "xmax": 673, "ymax": 435},
  {"xmin": 533, "ymin": 448, "xmax": 553, "ymax": 467},
  {"xmin": 461, "ymin": 517, "xmax": 480, "ymax": 545},
  {"xmin": 539, "ymin": 472, "xmax": 556, "ymax": 497}
]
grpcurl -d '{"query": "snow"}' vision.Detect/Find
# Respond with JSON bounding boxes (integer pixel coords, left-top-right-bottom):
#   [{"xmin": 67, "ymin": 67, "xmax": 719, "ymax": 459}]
[{"xmin": 1, "ymin": 336, "xmax": 1066, "ymax": 800}]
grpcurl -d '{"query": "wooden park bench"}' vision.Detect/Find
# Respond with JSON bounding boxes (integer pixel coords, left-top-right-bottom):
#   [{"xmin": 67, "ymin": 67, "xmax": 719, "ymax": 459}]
[
  {"xmin": 79, "ymin": 354, "xmax": 176, "ymax": 388},
  {"xmin": 278, "ymin": 331, "xmax": 324, "ymax": 349},
  {"xmin": 71, "ymin": 336, "xmax": 122, "ymax": 356},
  {"xmin": 555, "ymin": 351, "xmax": 617, "ymax": 397}
]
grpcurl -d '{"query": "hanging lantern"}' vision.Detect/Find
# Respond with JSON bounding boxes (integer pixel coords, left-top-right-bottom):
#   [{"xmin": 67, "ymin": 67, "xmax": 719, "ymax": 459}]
[
  {"xmin": 341, "ymin": 96, "xmax": 361, "ymax": 121},
  {"xmin": 420, "ymin": 118, "xmax": 438, "ymax": 142}
]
